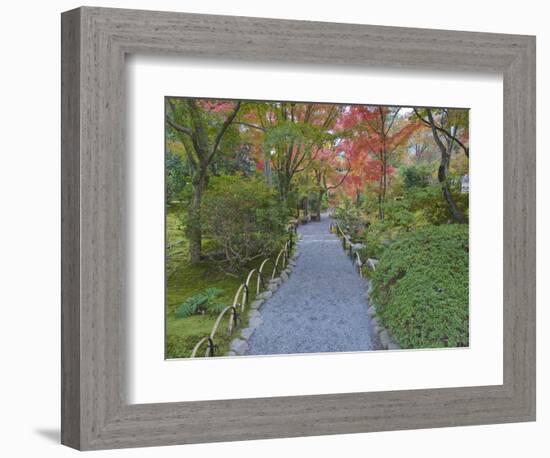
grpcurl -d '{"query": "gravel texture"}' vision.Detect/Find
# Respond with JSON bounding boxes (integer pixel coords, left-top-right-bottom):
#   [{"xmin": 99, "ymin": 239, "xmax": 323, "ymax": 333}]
[{"xmin": 246, "ymin": 214, "xmax": 379, "ymax": 356}]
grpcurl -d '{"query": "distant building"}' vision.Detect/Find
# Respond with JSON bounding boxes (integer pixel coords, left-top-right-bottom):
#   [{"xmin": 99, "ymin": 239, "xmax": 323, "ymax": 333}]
[{"xmin": 461, "ymin": 174, "xmax": 469, "ymax": 194}]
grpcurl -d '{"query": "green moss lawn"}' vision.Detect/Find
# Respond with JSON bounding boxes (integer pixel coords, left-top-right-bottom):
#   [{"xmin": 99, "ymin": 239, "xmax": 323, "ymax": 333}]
[{"xmin": 165, "ymin": 204, "xmax": 275, "ymax": 358}]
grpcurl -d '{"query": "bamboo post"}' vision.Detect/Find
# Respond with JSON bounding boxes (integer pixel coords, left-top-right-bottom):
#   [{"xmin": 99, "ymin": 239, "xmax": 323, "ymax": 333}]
[{"xmin": 258, "ymin": 258, "xmax": 270, "ymax": 294}]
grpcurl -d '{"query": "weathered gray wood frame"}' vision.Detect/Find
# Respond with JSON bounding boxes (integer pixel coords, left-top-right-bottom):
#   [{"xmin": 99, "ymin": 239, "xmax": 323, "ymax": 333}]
[{"xmin": 61, "ymin": 6, "xmax": 536, "ymax": 451}]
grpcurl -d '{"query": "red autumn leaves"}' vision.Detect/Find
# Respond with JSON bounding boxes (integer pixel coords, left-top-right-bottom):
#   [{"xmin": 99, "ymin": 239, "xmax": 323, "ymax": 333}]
[
  {"xmin": 196, "ymin": 100, "xmax": 421, "ymax": 201},
  {"xmin": 334, "ymin": 105, "xmax": 420, "ymax": 200}
]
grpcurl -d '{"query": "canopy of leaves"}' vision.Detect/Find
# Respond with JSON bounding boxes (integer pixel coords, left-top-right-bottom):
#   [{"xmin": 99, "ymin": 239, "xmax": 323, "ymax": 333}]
[
  {"xmin": 166, "ymin": 98, "xmax": 243, "ymax": 176},
  {"xmin": 335, "ymin": 106, "xmax": 421, "ymax": 199}
]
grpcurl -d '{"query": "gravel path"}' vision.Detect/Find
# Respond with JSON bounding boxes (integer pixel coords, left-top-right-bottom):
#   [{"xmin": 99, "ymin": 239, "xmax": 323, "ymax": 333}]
[{"xmin": 246, "ymin": 214, "xmax": 379, "ymax": 356}]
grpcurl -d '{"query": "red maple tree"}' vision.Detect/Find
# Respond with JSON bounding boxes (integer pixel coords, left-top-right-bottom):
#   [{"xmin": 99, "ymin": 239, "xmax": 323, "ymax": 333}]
[{"xmin": 336, "ymin": 106, "xmax": 420, "ymax": 218}]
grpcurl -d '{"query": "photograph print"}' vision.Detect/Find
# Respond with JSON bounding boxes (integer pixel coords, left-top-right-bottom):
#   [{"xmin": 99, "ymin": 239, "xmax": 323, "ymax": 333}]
[{"xmin": 165, "ymin": 97, "xmax": 470, "ymax": 359}]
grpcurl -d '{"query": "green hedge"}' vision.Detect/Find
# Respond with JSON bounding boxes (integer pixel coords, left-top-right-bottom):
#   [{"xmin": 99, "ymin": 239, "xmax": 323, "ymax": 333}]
[{"xmin": 370, "ymin": 225, "xmax": 469, "ymax": 348}]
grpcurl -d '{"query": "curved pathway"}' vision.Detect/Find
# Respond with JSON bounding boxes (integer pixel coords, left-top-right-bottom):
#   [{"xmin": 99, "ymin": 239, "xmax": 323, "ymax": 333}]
[{"xmin": 246, "ymin": 214, "xmax": 379, "ymax": 355}]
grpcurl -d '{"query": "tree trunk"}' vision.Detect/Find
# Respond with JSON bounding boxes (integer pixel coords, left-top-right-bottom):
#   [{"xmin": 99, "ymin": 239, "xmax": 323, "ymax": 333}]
[
  {"xmin": 438, "ymin": 162, "xmax": 466, "ymax": 224},
  {"xmin": 263, "ymin": 149, "xmax": 273, "ymax": 186},
  {"xmin": 378, "ymin": 163, "xmax": 384, "ymax": 220},
  {"xmin": 382, "ymin": 150, "xmax": 387, "ymax": 209},
  {"xmin": 278, "ymin": 175, "xmax": 290, "ymax": 204},
  {"xmin": 426, "ymin": 109, "xmax": 466, "ymax": 224},
  {"xmin": 188, "ymin": 178, "xmax": 206, "ymax": 264},
  {"xmin": 436, "ymin": 132, "xmax": 465, "ymax": 224},
  {"xmin": 316, "ymin": 190, "xmax": 324, "ymax": 221}
]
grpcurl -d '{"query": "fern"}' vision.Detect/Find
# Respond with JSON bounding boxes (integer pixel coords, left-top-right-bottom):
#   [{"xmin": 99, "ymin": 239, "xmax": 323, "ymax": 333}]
[
  {"xmin": 202, "ymin": 287, "xmax": 223, "ymax": 302},
  {"xmin": 174, "ymin": 295, "xmax": 207, "ymax": 318},
  {"xmin": 206, "ymin": 301, "xmax": 227, "ymax": 314},
  {"xmin": 175, "ymin": 288, "xmax": 225, "ymax": 318}
]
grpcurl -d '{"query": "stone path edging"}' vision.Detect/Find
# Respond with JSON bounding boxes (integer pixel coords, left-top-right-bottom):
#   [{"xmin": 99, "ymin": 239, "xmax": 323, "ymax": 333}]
[
  {"xmin": 245, "ymin": 215, "xmax": 377, "ymax": 355},
  {"xmin": 332, "ymin": 224, "xmax": 400, "ymax": 352},
  {"xmin": 225, "ymin": 249, "xmax": 300, "ymax": 356},
  {"xmin": 365, "ymin": 280, "xmax": 401, "ymax": 350}
]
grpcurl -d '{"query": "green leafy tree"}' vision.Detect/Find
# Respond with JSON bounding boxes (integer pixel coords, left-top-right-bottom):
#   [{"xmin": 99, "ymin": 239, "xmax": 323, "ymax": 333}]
[
  {"xmin": 243, "ymin": 102, "xmax": 340, "ymax": 202},
  {"xmin": 166, "ymin": 98, "xmax": 241, "ymax": 263}
]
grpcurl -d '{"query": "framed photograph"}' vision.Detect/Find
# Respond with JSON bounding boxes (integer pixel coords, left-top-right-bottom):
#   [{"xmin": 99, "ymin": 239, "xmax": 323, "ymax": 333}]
[
  {"xmin": 61, "ymin": 6, "xmax": 536, "ymax": 450},
  {"xmin": 163, "ymin": 97, "xmax": 471, "ymax": 359}
]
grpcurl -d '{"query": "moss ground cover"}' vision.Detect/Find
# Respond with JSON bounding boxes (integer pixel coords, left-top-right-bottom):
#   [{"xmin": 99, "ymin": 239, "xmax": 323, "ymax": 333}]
[{"xmin": 166, "ymin": 204, "xmax": 277, "ymax": 358}]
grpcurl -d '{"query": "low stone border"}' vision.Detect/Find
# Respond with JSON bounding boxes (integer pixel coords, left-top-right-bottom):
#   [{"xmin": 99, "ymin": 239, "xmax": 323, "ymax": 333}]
[
  {"xmin": 226, "ymin": 246, "xmax": 300, "ymax": 356},
  {"xmin": 330, "ymin": 224, "xmax": 399, "ymax": 351},
  {"xmin": 365, "ymin": 280, "xmax": 401, "ymax": 350},
  {"xmin": 366, "ymin": 258, "xmax": 379, "ymax": 271}
]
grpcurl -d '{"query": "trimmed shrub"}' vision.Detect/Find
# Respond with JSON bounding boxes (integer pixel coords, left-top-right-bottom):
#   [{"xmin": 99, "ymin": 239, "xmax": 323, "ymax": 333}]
[
  {"xmin": 370, "ymin": 225, "xmax": 469, "ymax": 348},
  {"xmin": 202, "ymin": 175, "xmax": 288, "ymax": 272}
]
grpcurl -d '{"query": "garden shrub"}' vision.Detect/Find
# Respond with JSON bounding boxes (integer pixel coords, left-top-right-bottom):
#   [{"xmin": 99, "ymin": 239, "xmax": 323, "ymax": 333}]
[
  {"xmin": 406, "ymin": 181, "xmax": 469, "ymax": 224},
  {"xmin": 333, "ymin": 199, "xmax": 369, "ymax": 241},
  {"xmin": 370, "ymin": 224, "xmax": 469, "ymax": 348},
  {"xmin": 358, "ymin": 181, "xmax": 468, "ymax": 260},
  {"xmin": 201, "ymin": 175, "xmax": 288, "ymax": 272},
  {"xmin": 165, "ymin": 151, "xmax": 189, "ymax": 204},
  {"xmin": 400, "ymin": 164, "xmax": 433, "ymax": 189},
  {"xmin": 359, "ymin": 198, "xmax": 429, "ymax": 259}
]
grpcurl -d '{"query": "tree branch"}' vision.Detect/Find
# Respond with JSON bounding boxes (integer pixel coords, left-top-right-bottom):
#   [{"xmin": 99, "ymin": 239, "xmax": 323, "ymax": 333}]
[
  {"xmin": 426, "ymin": 109, "xmax": 448, "ymax": 157},
  {"xmin": 322, "ymin": 105, "xmax": 337, "ymax": 128},
  {"xmin": 207, "ymin": 101, "xmax": 242, "ymax": 164},
  {"xmin": 385, "ymin": 107, "xmax": 401, "ymax": 135},
  {"xmin": 235, "ymin": 121, "xmax": 266, "ymax": 132},
  {"xmin": 166, "ymin": 100, "xmax": 199, "ymax": 170},
  {"xmin": 165, "ymin": 116, "xmax": 193, "ymax": 137},
  {"xmin": 413, "ymin": 108, "xmax": 469, "ymax": 157},
  {"xmin": 327, "ymin": 157, "xmax": 352, "ymax": 190}
]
